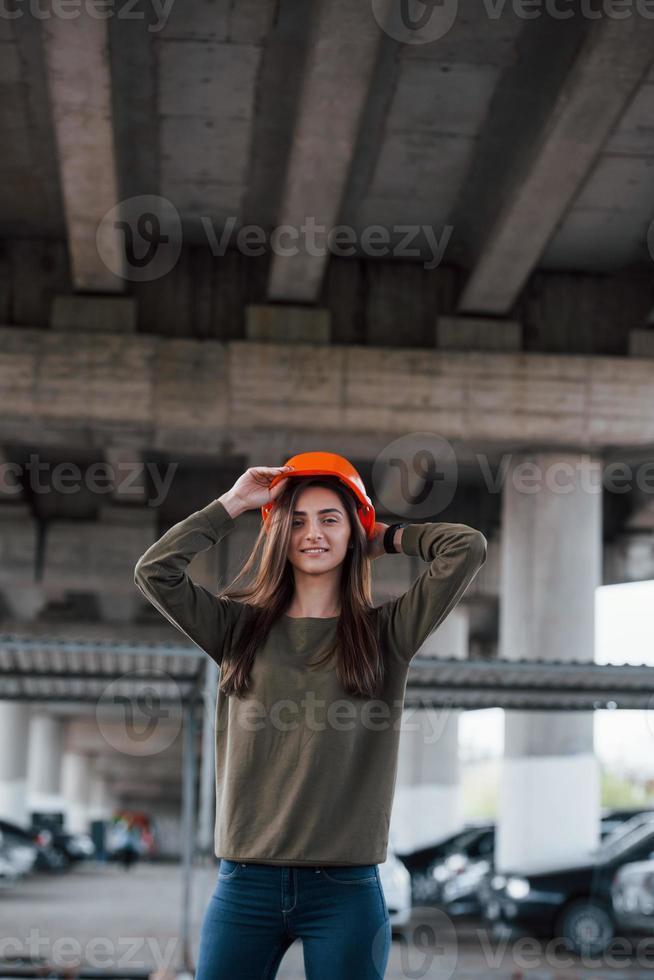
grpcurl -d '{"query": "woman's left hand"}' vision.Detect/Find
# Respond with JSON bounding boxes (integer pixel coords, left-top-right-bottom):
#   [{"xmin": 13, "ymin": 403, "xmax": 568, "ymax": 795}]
[{"xmin": 366, "ymin": 522, "xmax": 390, "ymax": 560}]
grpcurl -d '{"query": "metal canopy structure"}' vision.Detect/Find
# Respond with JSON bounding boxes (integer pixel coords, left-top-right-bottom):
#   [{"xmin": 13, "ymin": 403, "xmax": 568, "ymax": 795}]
[
  {"xmin": 1, "ymin": 632, "xmax": 653, "ymax": 712},
  {"xmin": 0, "ymin": 635, "xmax": 206, "ymax": 703},
  {"xmin": 405, "ymin": 656, "xmax": 654, "ymax": 712}
]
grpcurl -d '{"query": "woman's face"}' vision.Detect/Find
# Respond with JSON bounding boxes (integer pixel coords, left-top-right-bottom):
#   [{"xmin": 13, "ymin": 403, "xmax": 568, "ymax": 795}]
[{"xmin": 286, "ymin": 485, "xmax": 352, "ymax": 573}]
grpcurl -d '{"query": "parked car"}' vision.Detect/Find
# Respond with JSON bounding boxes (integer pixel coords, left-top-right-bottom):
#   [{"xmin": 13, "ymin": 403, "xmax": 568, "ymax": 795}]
[
  {"xmin": 437, "ymin": 810, "xmax": 648, "ymax": 917},
  {"xmin": 0, "ymin": 822, "xmax": 38, "ymax": 877},
  {"xmin": 398, "ymin": 823, "xmax": 494, "ymax": 905},
  {"xmin": 441, "ymin": 857, "xmax": 492, "ymax": 916},
  {"xmin": 31, "ymin": 827, "xmax": 72, "ymax": 871},
  {"xmin": 0, "ymin": 818, "xmax": 87, "ymax": 874},
  {"xmin": 600, "ymin": 808, "xmax": 654, "ymax": 839},
  {"xmin": 611, "ymin": 859, "xmax": 654, "ymax": 934},
  {"xmin": 0, "ymin": 839, "xmax": 22, "ymax": 887},
  {"xmin": 431, "ymin": 827, "xmax": 496, "ymax": 907},
  {"xmin": 379, "ymin": 848, "xmax": 412, "ymax": 931},
  {"xmin": 30, "ymin": 815, "xmax": 96, "ymax": 869},
  {"xmin": 51, "ymin": 829, "xmax": 95, "ymax": 865},
  {"xmin": 481, "ymin": 816, "xmax": 654, "ymax": 956}
]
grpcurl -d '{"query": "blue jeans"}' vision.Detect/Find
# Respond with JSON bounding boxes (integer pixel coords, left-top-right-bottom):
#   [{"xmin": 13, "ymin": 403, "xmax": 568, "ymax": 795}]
[{"xmin": 195, "ymin": 859, "xmax": 392, "ymax": 979}]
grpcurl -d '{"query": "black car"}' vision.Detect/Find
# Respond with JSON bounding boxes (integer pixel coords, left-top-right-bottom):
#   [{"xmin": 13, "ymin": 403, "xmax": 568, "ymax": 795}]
[
  {"xmin": 30, "ymin": 815, "xmax": 95, "ymax": 869},
  {"xmin": 404, "ymin": 812, "xmax": 632, "ymax": 910},
  {"xmin": 481, "ymin": 817, "xmax": 654, "ymax": 956},
  {"xmin": 397, "ymin": 823, "xmax": 494, "ymax": 904},
  {"xmin": 599, "ymin": 807, "xmax": 654, "ymax": 839}
]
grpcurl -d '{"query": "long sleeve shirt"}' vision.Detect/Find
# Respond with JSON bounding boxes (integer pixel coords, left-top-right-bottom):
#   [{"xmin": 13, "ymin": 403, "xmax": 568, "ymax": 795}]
[{"xmin": 134, "ymin": 498, "xmax": 487, "ymax": 866}]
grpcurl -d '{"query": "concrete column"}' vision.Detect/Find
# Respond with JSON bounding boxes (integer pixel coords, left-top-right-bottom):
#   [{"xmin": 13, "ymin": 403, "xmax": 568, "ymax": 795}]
[
  {"xmin": 497, "ymin": 452, "xmax": 601, "ymax": 873},
  {"xmin": 27, "ymin": 713, "xmax": 65, "ymax": 813},
  {"xmin": 61, "ymin": 751, "xmax": 92, "ymax": 833},
  {"xmin": 391, "ymin": 608, "xmax": 469, "ymax": 853},
  {"xmin": 87, "ymin": 770, "xmax": 116, "ymax": 821},
  {"xmin": 0, "ymin": 702, "xmax": 31, "ymax": 825}
]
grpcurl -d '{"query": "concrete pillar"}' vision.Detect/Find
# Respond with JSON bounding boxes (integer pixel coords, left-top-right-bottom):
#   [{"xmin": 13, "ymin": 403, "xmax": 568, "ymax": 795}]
[
  {"xmin": 87, "ymin": 770, "xmax": 116, "ymax": 821},
  {"xmin": 27, "ymin": 713, "xmax": 65, "ymax": 813},
  {"xmin": 497, "ymin": 452, "xmax": 601, "ymax": 873},
  {"xmin": 0, "ymin": 702, "xmax": 31, "ymax": 825},
  {"xmin": 61, "ymin": 751, "xmax": 92, "ymax": 833},
  {"xmin": 391, "ymin": 608, "xmax": 469, "ymax": 853}
]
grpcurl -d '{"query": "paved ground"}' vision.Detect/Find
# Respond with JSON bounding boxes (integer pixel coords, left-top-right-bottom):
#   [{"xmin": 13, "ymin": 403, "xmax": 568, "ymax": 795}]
[{"xmin": 1, "ymin": 861, "xmax": 653, "ymax": 979}]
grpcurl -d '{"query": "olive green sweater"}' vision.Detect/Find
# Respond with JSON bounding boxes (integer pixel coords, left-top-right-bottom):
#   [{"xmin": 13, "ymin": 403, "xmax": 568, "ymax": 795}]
[{"xmin": 134, "ymin": 498, "xmax": 487, "ymax": 866}]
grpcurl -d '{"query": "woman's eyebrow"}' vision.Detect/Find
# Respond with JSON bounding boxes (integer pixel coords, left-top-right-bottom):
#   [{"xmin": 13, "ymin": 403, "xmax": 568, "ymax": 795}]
[{"xmin": 292, "ymin": 508, "xmax": 343, "ymax": 516}]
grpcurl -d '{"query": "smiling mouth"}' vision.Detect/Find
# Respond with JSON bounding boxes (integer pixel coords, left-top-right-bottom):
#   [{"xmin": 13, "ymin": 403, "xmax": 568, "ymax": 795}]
[{"xmin": 301, "ymin": 548, "xmax": 328, "ymax": 554}]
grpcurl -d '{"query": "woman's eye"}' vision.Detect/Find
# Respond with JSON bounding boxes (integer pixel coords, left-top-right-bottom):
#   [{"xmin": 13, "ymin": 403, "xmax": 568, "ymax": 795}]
[{"xmin": 293, "ymin": 518, "xmax": 338, "ymax": 526}]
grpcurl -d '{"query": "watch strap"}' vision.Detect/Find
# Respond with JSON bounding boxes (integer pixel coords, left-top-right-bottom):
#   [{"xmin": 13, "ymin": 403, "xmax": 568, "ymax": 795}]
[{"xmin": 383, "ymin": 522, "xmax": 408, "ymax": 554}]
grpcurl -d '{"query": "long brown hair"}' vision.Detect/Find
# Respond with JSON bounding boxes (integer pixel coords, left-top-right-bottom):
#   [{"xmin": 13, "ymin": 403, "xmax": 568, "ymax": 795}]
[{"xmin": 217, "ymin": 476, "xmax": 384, "ymax": 699}]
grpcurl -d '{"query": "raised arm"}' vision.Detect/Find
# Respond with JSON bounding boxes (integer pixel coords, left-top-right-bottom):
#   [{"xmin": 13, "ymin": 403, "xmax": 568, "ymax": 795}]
[
  {"xmin": 134, "ymin": 495, "xmax": 241, "ymax": 666},
  {"xmin": 378, "ymin": 521, "xmax": 487, "ymax": 665},
  {"xmin": 134, "ymin": 467, "xmax": 294, "ymax": 665}
]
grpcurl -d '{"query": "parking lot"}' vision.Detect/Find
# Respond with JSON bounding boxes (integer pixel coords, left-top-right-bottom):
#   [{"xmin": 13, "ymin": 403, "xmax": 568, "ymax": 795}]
[{"xmin": 2, "ymin": 862, "xmax": 654, "ymax": 980}]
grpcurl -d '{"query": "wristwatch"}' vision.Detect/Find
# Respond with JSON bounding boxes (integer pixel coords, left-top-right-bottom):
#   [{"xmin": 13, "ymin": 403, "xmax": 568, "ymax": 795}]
[{"xmin": 383, "ymin": 522, "xmax": 408, "ymax": 555}]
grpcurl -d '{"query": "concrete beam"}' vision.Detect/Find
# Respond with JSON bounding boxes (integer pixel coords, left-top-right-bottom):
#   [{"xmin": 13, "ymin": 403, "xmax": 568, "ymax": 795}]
[
  {"xmin": 42, "ymin": 11, "xmax": 124, "ymax": 291},
  {"xmin": 267, "ymin": 0, "xmax": 382, "ymax": 302},
  {"xmin": 458, "ymin": 19, "xmax": 654, "ymax": 316},
  {"xmin": 2, "ymin": 328, "xmax": 654, "ymax": 452}
]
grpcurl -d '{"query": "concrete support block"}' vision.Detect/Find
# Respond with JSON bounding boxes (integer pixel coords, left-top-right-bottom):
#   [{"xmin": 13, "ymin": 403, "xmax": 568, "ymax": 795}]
[
  {"xmin": 61, "ymin": 750, "xmax": 92, "ymax": 833},
  {"xmin": 0, "ymin": 702, "xmax": 31, "ymax": 824},
  {"xmin": 628, "ymin": 329, "xmax": 654, "ymax": 358},
  {"xmin": 51, "ymin": 295, "xmax": 137, "ymax": 333},
  {"xmin": 87, "ymin": 770, "xmax": 117, "ymax": 820},
  {"xmin": 498, "ymin": 754, "xmax": 600, "ymax": 869},
  {"xmin": 27, "ymin": 714, "xmax": 65, "ymax": 813},
  {"xmin": 437, "ymin": 316, "xmax": 522, "ymax": 351},
  {"xmin": 245, "ymin": 304, "xmax": 331, "ymax": 344}
]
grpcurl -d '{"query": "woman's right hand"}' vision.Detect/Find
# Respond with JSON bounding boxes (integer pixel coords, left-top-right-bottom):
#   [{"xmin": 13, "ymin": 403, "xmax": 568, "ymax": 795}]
[{"xmin": 219, "ymin": 465, "xmax": 294, "ymax": 517}]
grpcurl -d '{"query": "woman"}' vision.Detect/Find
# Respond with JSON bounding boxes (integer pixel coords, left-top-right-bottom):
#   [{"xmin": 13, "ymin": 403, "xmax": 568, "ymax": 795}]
[{"xmin": 134, "ymin": 451, "xmax": 487, "ymax": 980}]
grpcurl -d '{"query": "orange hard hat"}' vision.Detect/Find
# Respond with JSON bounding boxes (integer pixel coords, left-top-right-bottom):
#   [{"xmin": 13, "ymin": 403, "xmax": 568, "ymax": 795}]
[{"xmin": 261, "ymin": 451, "xmax": 376, "ymax": 539}]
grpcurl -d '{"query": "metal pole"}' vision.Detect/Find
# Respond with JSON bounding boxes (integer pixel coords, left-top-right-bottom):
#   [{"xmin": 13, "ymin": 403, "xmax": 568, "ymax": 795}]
[
  {"xmin": 198, "ymin": 659, "xmax": 218, "ymax": 855},
  {"xmin": 180, "ymin": 696, "xmax": 197, "ymax": 974}
]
